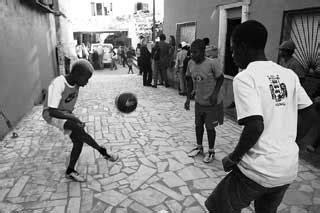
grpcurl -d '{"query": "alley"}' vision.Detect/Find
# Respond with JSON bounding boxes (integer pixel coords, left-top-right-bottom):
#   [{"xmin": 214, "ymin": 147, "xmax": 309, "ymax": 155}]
[{"xmin": 0, "ymin": 67, "xmax": 320, "ymax": 213}]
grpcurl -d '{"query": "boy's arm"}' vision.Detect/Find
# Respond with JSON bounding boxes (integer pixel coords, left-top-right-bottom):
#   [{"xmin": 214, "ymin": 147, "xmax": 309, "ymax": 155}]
[
  {"xmin": 223, "ymin": 115, "xmax": 264, "ymax": 172},
  {"xmin": 184, "ymin": 61, "xmax": 193, "ymax": 110},
  {"xmin": 46, "ymin": 77, "xmax": 83, "ymax": 126},
  {"xmin": 209, "ymin": 60, "xmax": 224, "ymax": 105},
  {"xmin": 48, "ymin": 108, "xmax": 81, "ymax": 124},
  {"xmin": 210, "ymin": 74, "xmax": 224, "ymax": 105}
]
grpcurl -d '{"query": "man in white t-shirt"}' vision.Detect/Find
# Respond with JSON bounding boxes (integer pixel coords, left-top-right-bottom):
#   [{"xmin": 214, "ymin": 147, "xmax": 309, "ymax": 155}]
[{"xmin": 205, "ymin": 20, "xmax": 316, "ymax": 213}]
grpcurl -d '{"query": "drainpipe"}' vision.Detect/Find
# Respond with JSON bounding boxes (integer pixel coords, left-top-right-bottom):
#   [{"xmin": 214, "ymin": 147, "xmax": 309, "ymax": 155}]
[{"xmin": 0, "ymin": 111, "xmax": 18, "ymax": 139}]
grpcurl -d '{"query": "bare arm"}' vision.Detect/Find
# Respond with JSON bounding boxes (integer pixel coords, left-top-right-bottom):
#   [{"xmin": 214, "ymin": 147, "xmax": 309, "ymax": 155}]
[
  {"xmin": 223, "ymin": 115, "xmax": 264, "ymax": 172},
  {"xmin": 210, "ymin": 74, "xmax": 224, "ymax": 105},
  {"xmin": 48, "ymin": 108, "xmax": 81, "ymax": 123}
]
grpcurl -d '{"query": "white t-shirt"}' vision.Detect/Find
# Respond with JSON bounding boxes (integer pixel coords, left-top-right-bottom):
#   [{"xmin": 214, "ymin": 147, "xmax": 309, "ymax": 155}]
[
  {"xmin": 43, "ymin": 75, "xmax": 79, "ymax": 113},
  {"xmin": 233, "ymin": 61, "xmax": 312, "ymax": 187}
]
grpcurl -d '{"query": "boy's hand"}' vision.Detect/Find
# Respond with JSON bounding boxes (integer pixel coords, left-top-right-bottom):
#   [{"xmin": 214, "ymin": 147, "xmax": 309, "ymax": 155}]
[
  {"xmin": 222, "ymin": 154, "xmax": 237, "ymax": 172},
  {"xmin": 210, "ymin": 93, "xmax": 218, "ymax": 105},
  {"xmin": 184, "ymin": 100, "xmax": 190, "ymax": 110}
]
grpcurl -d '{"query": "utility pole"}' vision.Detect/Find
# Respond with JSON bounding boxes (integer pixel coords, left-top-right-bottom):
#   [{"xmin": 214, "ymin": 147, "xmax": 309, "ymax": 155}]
[{"xmin": 152, "ymin": 0, "xmax": 156, "ymax": 41}]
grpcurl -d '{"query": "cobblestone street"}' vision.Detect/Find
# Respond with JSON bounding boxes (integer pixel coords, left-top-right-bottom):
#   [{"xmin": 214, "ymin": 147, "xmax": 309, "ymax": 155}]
[{"xmin": 0, "ymin": 67, "xmax": 320, "ymax": 213}]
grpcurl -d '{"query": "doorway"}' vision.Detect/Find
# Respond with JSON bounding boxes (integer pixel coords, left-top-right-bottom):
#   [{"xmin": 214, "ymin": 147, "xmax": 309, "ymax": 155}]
[{"xmin": 224, "ymin": 18, "xmax": 241, "ymax": 77}]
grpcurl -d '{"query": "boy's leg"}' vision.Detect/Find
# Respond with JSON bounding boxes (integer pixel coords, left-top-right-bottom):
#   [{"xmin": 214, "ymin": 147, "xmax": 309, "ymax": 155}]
[
  {"xmin": 188, "ymin": 104, "xmax": 204, "ymax": 157},
  {"xmin": 254, "ymin": 184, "xmax": 289, "ymax": 213},
  {"xmin": 64, "ymin": 120, "xmax": 118, "ymax": 161},
  {"xmin": 68, "ymin": 132, "xmax": 84, "ymax": 171},
  {"xmin": 205, "ymin": 167, "xmax": 265, "ymax": 213},
  {"xmin": 203, "ymin": 128, "xmax": 216, "ymax": 163}
]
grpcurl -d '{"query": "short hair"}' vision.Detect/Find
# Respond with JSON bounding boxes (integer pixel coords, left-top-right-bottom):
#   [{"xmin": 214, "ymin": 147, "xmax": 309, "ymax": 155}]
[
  {"xmin": 71, "ymin": 59, "xmax": 94, "ymax": 77},
  {"xmin": 191, "ymin": 39, "xmax": 206, "ymax": 51},
  {"xmin": 203, "ymin": 37, "xmax": 210, "ymax": 46},
  {"xmin": 159, "ymin": 34, "xmax": 166, "ymax": 41},
  {"xmin": 231, "ymin": 20, "xmax": 268, "ymax": 49}
]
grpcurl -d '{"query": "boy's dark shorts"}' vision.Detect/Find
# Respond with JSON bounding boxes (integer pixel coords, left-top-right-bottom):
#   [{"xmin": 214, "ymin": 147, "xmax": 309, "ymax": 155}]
[
  {"xmin": 205, "ymin": 167, "xmax": 289, "ymax": 213},
  {"xmin": 195, "ymin": 102, "xmax": 224, "ymax": 129}
]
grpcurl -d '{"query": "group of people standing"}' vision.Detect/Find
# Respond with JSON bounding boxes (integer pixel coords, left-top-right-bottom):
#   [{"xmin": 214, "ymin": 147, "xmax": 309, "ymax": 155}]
[{"xmin": 136, "ymin": 34, "xmax": 177, "ymax": 87}]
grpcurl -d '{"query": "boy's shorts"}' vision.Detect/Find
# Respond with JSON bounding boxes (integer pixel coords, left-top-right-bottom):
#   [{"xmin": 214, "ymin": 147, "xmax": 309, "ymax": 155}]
[
  {"xmin": 195, "ymin": 102, "xmax": 224, "ymax": 129},
  {"xmin": 42, "ymin": 110, "xmax": 71, "ymax": 135}
]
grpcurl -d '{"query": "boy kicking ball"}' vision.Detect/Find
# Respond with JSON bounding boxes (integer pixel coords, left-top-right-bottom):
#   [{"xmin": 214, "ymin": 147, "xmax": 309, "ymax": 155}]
[
  {"xmin": 42, "ymin": 59, "xmax": 119, "ymax": 182},
  {"xmin": 184, "ymin": 39, "xmax": 224, "ymax": 163}
]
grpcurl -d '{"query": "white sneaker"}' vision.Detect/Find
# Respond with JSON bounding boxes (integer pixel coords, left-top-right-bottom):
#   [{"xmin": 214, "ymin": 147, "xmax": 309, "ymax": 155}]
[
  {"xmin": 66, "ymin": 171, "xmax": 86, "ymax": 182},
  {"xmin": 203, "ymin": 152, "xmax": 215, "ymax": 163},
  {"xmin": 104, "ymin": 153, "xmax": 119, "ymax": 162},
  {"xmin": 187, "ymin": 146, "xmax": 204, "ymax": 157}
]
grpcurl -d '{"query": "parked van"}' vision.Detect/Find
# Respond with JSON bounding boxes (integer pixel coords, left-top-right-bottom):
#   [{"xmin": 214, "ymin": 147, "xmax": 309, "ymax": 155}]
[{"xmin": 91, "ymin": 43, "xmax": 113, "ymax": 67}]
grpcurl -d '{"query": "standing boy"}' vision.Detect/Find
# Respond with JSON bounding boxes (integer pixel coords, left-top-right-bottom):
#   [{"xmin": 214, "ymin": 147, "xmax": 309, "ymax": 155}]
[
  {"xmin": 205, "ymin": 20, "xmax": 315, "ymax": 213},
  {"xmin": 42, "ymin": 59, "xmax": 119, "ymax": 182},
  {"xmin": 184, "ymin": 39, "xmax": 224, "ymax": 163}
]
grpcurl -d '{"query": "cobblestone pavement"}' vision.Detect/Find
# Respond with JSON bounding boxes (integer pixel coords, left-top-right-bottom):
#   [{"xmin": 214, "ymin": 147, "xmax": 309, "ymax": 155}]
[{"xmin": 0, "ymin": 67, "xmax": 320, "ymax": 213}]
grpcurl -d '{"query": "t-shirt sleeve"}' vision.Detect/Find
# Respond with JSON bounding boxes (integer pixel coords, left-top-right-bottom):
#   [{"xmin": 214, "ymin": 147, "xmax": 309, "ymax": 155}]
[
  {"xmin": 211, "ymin": 59, "xmax": 223, "ymax": 79},
  {"xmin": 185, "ymin": 60, "xmax": 192, "ymax": 76},
  {"xmin": 295, "ymin": 76, "xmax": 312, "ymax": 109},
  {"xmin": 233, "ymin": 74, "xmax": 263, "ymax": 122},
  {"xmin": 47, "ymin": 77, "xmax": 65, "ymax": 108}
]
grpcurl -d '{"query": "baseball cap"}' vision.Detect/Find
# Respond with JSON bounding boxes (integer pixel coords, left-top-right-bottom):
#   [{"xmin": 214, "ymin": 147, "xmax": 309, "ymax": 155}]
[
  {"xmin": 180, "ymin": 41, "xmax": 189, "ymax": 48},
  {"xmin": 279, "ymin": 40, "xmax": 296, "ymax": 50}
]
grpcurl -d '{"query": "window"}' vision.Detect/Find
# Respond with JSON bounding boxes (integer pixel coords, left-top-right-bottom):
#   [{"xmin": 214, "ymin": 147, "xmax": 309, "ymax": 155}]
[
  {"xmin": 91, "ymin": 2, "xmax": 96, "ymax": 16},
  {"xmin": 96, "ymin": 3, "xmax": 102, "ymax": 16},
  {"xmin": 176, "ymin": 22, "xmax": 197, "ymax": 46},
  {"xmin": 137, "ymin": 3, "xmax": 142, "ymax": 11},
  {"xmin": 280, "ymin": 8, "xmax": 320, "ymax": 76}
]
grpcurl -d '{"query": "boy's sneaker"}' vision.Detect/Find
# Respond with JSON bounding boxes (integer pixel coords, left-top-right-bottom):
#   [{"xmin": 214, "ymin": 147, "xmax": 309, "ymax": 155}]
[
  {"xmin": 100, "ymin": 147, "xmax": 119, "ymax": 162},
  {"xmin": 187, "ymin": 146, "xmax": 204, "ymax": 157},
  {"xmin": 66, "ymin": 171, "xmax": 86, "ymax": 182},
  {"xmin": 104, "ymin": 153, "xmax": 119, "ymax": 162},
  {"xmin": 203, "ymin": 152, "xmax": 215, "ymax": 163}
]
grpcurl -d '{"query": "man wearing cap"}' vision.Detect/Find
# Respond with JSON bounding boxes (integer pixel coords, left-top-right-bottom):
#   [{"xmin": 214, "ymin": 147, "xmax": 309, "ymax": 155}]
[
  {"xmin": 175, "ymin": 42, "xmax": 189, "ymax": 95},
  {"xmin": 279, "ymin": 40, "xmax": 306, "ymax": 84}
]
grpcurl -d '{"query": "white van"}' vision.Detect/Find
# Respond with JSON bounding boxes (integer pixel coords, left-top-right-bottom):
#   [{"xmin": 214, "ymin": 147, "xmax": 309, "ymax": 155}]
[{"xmin": 91, "ymin": 43, "xmax": 113, "ymax": 66}]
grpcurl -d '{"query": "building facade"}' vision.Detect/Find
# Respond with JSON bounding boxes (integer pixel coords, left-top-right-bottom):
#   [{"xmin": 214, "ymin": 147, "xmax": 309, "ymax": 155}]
[
  {"xmin": 163, "ymin": 0, "xmax": 320, "ymax": 117},
  {"xmin": 0, "ymin": 0, "xmax": 74, "ymax": 138}
]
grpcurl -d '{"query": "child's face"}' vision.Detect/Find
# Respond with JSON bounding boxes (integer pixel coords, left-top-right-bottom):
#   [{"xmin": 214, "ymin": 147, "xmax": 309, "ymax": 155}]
[
  {"xmin": 75, "ymin": 74, "xmax": 91, "ymax": 87},
  {"xmin": 190, "ymin": 46, "xmax": 205, "ymax": 64}
]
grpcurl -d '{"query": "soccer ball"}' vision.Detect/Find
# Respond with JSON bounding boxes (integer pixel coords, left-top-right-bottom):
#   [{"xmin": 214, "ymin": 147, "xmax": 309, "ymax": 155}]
[{"xmin": 115, "ymin": 92, "xmax": 138, "ymax": 113}]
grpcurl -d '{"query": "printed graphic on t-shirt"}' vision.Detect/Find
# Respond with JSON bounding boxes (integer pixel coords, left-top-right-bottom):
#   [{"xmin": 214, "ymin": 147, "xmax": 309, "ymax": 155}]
[
  {"xmin": 193, "ymin": 74, "xmax": 204, "ymax": 82},
  {"xmin": 268, "ymin": 75, "xmax": 287, "ymax": 105},
  {"xmin": 65, "ymin": 92, "xmax": 77, "ymax": 103}
]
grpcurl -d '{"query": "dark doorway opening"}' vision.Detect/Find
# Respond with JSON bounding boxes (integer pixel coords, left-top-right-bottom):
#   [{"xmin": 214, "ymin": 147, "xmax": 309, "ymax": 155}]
[{"xmin": 224, "ymin": 18, "xmax": 241, "ymax": 77}]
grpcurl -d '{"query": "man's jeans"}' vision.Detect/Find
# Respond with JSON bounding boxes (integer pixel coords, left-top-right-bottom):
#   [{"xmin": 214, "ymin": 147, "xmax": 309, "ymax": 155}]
[{"xmin": 205, "ymin": 167, "xmax": 289, "ymax": 213}]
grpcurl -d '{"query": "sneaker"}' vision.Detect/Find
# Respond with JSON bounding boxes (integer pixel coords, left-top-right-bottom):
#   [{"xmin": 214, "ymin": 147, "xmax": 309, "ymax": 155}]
[
  {"xmin": 203, "ymin": 152, "xmax": 215, "ymax": 163},
  {"xmin": 187, "ymin": 146, "xmax": 204, "ymax": 157},
  {"xmin": 104, "ymin": 153, "xmax": 119, "ymax": 162},
  {"xmin": 66, "ymin": 171, "xmax": 86, "ymax": 182}
]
